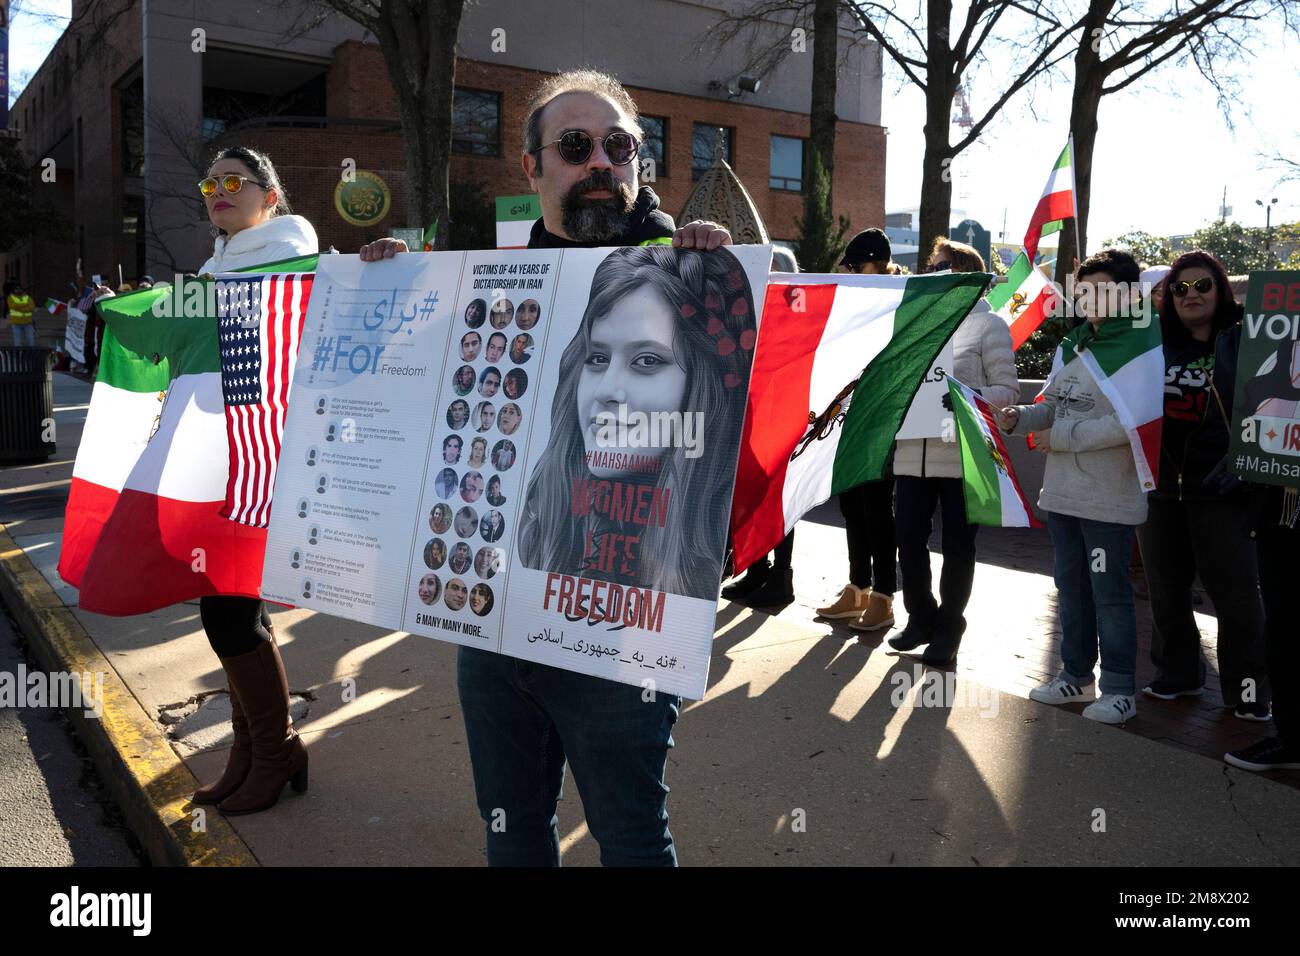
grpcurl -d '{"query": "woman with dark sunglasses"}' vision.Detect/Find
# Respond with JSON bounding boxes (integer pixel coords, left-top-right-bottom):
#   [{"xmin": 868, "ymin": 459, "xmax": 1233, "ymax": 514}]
[
  {"xmin": 186, "ymin": 147, "xmax": 316, "ymax": 814},
  {"xmin": 1135, "ymin": 249, "xmax": 1270, "ymax": 721}
]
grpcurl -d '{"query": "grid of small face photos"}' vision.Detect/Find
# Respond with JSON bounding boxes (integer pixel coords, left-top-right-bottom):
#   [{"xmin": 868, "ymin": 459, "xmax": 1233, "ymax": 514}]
[{"xmin": 414, "ymin": 290, "xmax": 540, "ymax": 620}]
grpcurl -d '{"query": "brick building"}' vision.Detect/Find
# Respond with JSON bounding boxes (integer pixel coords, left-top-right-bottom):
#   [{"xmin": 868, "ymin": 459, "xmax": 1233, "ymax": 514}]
[{"xmin": 6, "ymin": 0, "xmax": 885, "ymax": 301}]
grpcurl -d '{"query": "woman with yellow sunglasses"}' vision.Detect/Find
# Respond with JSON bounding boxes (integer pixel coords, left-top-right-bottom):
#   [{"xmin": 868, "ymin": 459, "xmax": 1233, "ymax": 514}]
[
  {"xmin": 191, "ymin": 147, "xmax": 317, "ymax": 814},
  {"xmin": 196, "ymin": 146, "xmax": 317, "ymax": 275}
]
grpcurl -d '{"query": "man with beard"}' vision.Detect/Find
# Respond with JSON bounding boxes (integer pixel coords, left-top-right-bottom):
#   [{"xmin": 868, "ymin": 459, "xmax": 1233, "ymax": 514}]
[
  {"xmin": 360, "ymin": 75, "xmax": 727, "ymax": 256},
  {"xmin": 361, "ymin": 69, "xmax": 729, "ymax": 868}
]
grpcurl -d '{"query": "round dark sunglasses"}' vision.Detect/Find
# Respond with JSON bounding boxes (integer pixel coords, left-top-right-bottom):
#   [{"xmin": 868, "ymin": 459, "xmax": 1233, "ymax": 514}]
[
  {"xmin": 530, "ymin": 129, "xmax": 640, "ymax": 166},
  {"xmin": 1170, "ymin": 277, "xmax": 1215, "ymax": 297}
]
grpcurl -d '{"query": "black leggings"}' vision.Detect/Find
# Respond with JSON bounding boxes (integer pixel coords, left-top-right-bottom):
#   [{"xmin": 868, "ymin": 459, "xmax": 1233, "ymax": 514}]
[
  {"xmin": 200, "ymin": 596, "xmax": 273, "ymax": 658},
  {"xmin": 1257, "ymin": 488, "xmax": 1297, "ymax": 741},
  {"xmin": 838, "ymin": 479, "xmax": 897, "ymax": 594},
  {"xmin": 771, "ymin": 531, "xmax": 795, "ymax": 571}
]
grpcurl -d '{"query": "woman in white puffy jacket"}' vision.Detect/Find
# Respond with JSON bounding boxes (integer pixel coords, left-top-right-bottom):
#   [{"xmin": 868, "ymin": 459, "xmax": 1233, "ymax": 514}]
[
  {"xmin": 190, "ymin": 146, "xmax": 317, "ymax": 814},
  {"xmin": 889, "ymin": 237, "xmax": 1019, "ymax": 665}
]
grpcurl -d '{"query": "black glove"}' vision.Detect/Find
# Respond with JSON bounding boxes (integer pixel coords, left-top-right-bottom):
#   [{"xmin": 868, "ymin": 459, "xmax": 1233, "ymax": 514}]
[{"xmin": 1202, "ymin": 454, "xmax": 1248, "ymax": 497}]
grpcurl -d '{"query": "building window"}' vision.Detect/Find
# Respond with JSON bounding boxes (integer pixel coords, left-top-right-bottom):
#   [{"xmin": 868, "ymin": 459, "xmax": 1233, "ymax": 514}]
[
  {"xmin": 692, "ymin": 124, "xmax": 733, "ymax": 179},
  {"xmin": 201, "ymin": 50, "xmax": 328, "ymax": 137},
  {"xmin": 123, "ymin": 195, "xmax": 146, "ymax": 283},
  {"xmin": 770, "ymin": 135, "xmax": 805, "ymax": 191},
  {"xmin": 638, "ymin": 114, "xmax": 667, "ymax": 179},
  {"xmin": 453, "ymin": 88, "xmax": 501, "ymax": 156},
  {"xmin": 121, "ymin": 77, "xmax": 144, "ymax": 177},
  {"xmin": 200, "ymin": 117, "xmax": 227, "ymax": 141}
]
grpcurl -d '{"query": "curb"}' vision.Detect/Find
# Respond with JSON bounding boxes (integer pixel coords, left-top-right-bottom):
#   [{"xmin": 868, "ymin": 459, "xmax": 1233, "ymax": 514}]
[{"xmin": 0, "ymin": 522, "xmax": 259, "ymax": 867}]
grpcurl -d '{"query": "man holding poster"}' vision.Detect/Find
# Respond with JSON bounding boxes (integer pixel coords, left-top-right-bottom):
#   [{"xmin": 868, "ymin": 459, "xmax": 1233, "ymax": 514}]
[{"xmin": 362, "ymin": 69, "xmax": 737, "ymax": 866}]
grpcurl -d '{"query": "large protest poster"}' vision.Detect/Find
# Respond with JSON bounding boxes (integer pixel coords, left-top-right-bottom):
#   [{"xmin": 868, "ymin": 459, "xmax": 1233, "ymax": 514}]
[
  {"xmin": 262, "ymin": 245, "xmax": 771, "ymax": 699},
  {"xmin": 1228, "ymin": 271, "xmax": 1300, "ymax": 486}
]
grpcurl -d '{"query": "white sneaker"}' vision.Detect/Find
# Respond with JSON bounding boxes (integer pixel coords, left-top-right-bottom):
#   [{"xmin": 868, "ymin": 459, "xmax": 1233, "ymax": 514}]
[
  {"xmin": 1083, "ymin": 694, "xmax": 1136, "ymax": 724},
  {"xmin": 1029, "ymin": 677, "xmax": 1092, "ymax": 705}
]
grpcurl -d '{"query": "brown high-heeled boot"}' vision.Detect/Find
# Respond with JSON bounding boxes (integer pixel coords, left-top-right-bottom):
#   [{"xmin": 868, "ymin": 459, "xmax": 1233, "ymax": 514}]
[
  {"xmin": 217, "ymin": 637, "xmax": 308, "ymax": 815},
  {"xmin": 191, "ymin": 684, "xmax": 251, "ymax": 804},
  {"xmin": 192, "ymin": 609, "xmax": 275, "ymax": 804}
]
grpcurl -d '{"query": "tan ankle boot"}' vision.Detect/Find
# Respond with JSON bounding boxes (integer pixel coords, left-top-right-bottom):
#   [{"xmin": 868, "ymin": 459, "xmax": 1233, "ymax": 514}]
[
  {"xmin": 817, "ymin": 584, "xmax": 870, "ymax": 620},
  {"xmin": 191, "ymin": 684, "xmax": 250, "ymax": 804},
  {"xmin": 217, "ymin": 638, "xmax": 308, "ymax": 815},
  {"xmin": 849, "ymin": 591, "xmax": 894, "ymax": 631}
]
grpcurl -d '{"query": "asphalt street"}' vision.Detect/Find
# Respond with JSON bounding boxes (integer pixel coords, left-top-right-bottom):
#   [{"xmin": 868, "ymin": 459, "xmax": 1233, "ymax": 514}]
[{"xmin": 0, "ymin": 604, "xmax": 141, "ymax": 866}]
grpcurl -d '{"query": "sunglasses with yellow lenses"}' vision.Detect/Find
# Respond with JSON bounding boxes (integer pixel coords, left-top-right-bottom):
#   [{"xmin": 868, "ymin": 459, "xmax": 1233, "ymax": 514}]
[{"xmin": 198, "ymin": 174, "xmax": 267, "ymax": 198}]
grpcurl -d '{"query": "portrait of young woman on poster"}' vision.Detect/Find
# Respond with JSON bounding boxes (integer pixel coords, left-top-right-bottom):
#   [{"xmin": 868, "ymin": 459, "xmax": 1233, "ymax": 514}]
[{"xmin": 516, "ymin": 245, "xmax": 757, "ymax": 600}]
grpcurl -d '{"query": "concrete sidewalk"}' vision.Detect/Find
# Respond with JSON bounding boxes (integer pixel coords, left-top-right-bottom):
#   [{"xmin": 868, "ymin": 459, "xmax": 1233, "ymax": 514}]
[{"xmin": 2, "ymin": 370, "xmax": 1298, "ymax": 866}]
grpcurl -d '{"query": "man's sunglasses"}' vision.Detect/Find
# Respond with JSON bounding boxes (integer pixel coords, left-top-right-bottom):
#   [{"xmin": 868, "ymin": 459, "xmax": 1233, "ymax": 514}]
[
  {"xmin": 530, "ymin": 130, "xmax": 640, "ymax": 166},
  {"xmin": 1170, "ymin": 277, "xmax": 1215, "ymax": 297},
  {"xmin": 198, "ymin": 174, "xmax": 268, "ymax": 198},
  {"xmin": 927, "ymin": 260, "xmax": 952, "ymax": 273}
]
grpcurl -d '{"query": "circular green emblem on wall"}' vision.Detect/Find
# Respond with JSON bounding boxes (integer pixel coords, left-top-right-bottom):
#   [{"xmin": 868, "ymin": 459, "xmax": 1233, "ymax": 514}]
[{"xmin": 334, "ymin": 171, "xmax": 392, "ymax": 227}]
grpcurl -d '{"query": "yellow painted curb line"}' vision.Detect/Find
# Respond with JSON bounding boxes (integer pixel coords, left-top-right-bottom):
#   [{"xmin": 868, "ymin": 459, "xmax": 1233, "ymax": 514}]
[{"xmin": 0, "ymin": 523, "xmax": 258, "ymax": 867}]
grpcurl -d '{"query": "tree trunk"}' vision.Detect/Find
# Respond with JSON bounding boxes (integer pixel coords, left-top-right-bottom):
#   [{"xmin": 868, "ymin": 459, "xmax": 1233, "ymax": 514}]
[
  {"xmin": 1056, "ymin": 0, "xmax": 1112, "ymax": 286},
  {"xmin": 376, "ymin": 0, "xmax": 464, "ymax": 251},
  {"xmin": 916, "ymin": 0, "xmax": 955, "ymax": 266},
  {"xmin": 799, "ymin": 0, "xmax": 841, "ymax": 272}
]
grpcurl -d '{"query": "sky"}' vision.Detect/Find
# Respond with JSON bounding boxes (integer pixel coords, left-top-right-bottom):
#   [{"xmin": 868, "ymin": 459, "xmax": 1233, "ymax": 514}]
[
  {"xmin": 8, "ymin": 0, "xmax": 1300, "ymax": 246},
  {"xmin": 877, "ymin": 15, "xmax": 1300, "ymax": 245}
]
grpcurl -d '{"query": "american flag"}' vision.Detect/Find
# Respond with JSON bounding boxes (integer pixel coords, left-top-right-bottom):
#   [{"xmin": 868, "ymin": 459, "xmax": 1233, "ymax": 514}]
[{"xmin": 216, "ymin": 273, "xmax": 313, "ymax": 527}]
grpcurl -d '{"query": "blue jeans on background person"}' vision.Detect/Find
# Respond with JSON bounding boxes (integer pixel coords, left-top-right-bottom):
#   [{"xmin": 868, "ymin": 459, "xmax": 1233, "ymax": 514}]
[
  {"xmin": 10, "ymin": 324, "xmax": 36, "ymax": 348},
  {"xmin": 457, "ymin": 645, "xmax": 680, "ymax": 867},
  {"xmin": 1046, "ymin": 512, "xmax": 1138, "ymax": 697}
]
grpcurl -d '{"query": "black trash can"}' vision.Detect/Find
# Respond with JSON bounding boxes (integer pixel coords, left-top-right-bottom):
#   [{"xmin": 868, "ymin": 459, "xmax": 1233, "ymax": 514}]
[{"xmin": 0, "ymin": 347, "xmax": 56, "ymax": 461}]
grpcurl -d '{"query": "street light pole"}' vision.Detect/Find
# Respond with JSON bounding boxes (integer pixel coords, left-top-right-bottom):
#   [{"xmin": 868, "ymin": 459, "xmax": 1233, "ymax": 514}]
[{"xmin": 1257, "ymin": 197, "xmax": 1278, "ymax": 268}]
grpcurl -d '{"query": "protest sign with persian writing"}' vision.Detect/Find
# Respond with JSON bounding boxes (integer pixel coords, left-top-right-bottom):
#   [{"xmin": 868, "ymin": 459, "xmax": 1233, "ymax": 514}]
[
  {"xmin": 1229, "ymin": 271, "xmax": 1300, "ymax": 487},
  {"xmin": 262, "ymin": 245, "xmax": 770, "ymax": 699}
]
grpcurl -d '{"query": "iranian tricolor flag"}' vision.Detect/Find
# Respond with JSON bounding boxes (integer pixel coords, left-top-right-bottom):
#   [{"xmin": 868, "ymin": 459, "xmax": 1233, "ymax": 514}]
[
  {"xmin": 58, "ymin": 255, "xmax": 317, "ymax": 616},
  {"xmin": 948, "ymin": 376, "xmax": 1042, "ymax": 528},
  {"xmin": 1023, "ymin": 141, "xmax": 1076, "ymax": 262},
  {"xmin": 1039, "ymin": 313, "xmax": 1165, "ymax": 492},
  {"xmin": 729, "ymin": 272, "xmax": 990, "ymax": 571},
  {"xmin": 988, "ymin": 250, "xmax": 1059, "ymax": 349},
  {"xmin": 496, "ymin": 194, "xmax": 540, "ymax": 249}
]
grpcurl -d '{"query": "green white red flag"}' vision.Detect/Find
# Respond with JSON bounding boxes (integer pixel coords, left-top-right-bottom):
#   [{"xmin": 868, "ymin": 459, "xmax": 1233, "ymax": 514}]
[
  {"xmin": 1023, "ymin": 141, "xmax": 1076, "ymax": 262},
  {"xmin": 729, "ymin": 272, "xmax": 990, "ymax": 571},
  {"xmin": 1036, "ymin": 311, "xmax": 1165, "ymax": 492},
  {"xmin": 948, "ymin": 375, "xmax": 1042, "ymax": 528},
  {"xmin": 987, "ymin": 250, "xmax": 1059, "ymax": 348},
  {"xmin": 58, "ymin": 254, "xmax": 318, "ymax": 616}
]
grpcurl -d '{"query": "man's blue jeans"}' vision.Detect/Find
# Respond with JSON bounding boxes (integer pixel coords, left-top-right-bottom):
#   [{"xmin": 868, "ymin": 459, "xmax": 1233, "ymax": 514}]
[
  {"xmin": 1046, "ymin": 512, "xmax": 1138, "ymax": 697},
  {"xmin": 457, "ymin": 645, "xmax": 680, "ymax": 866}
]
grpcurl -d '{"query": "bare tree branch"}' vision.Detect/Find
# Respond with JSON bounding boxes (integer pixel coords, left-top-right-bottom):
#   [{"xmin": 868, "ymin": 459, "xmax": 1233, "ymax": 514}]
[
  {"xmin": 953, "ymin": 28, "xmax": 1080, "ymax": 153},
  {"xmin": 846, "ymin": 3, "xmax": 929, "ymax": 89}
]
